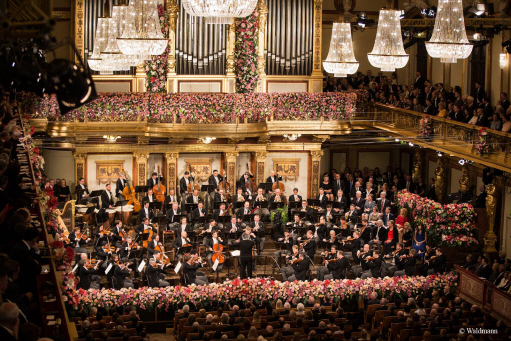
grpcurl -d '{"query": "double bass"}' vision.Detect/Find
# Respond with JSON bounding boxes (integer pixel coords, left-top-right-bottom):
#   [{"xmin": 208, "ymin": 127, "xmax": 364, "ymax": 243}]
[
  {"xmin": 122, "ymin": 172, "xmax": 141, "ymax": 212},
  {"xmin": 218, "ymin": 169, "xmax": 231, "ymax": 202},
  {"xmin": 244, "ymin": 163, "xmax": 258, "ymax": 194},
  {"xmin": 272, "ymin": 170, "xmax": 285, "ymax": 192},
  {"xmin": 153, "ymin": 165, "xmax": 166, "ymax": 204},
  {"xmin": 187, "ymin": 165, "xmax": 200, "ymax": 193}
]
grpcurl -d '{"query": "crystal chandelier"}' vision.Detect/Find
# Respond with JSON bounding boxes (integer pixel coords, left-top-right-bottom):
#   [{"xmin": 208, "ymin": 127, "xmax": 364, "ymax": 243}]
[
  {"xmin": 182, "ymin": 0, "xmax": 258, "ymax": 25},
  {"xmin": 104, "ymin": 135, "xmax": 121, "ymax": 143},
  {"xmin": 117, "ymin": 0, "xmax": 168, "ymax": 56},
  {"xmin": 199, "ymin": 137, "xmax": 216, "ymax": 144},
  {"xmin": 425, "ymin": 0, "xmax": 473, "ymax": 63},
  {"xmin": 283, "ymin": 134, "xmax": 301, "ymax": 141},
  {"xmin": 368, "ymin": 9, "xmax": 409, "ymax": 72}
]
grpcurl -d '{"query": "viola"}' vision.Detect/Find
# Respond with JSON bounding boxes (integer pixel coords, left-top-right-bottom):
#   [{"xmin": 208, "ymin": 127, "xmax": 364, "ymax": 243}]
[{"xmin": 153, "ymin": 165, "xmax": 166, "ymax": 204}]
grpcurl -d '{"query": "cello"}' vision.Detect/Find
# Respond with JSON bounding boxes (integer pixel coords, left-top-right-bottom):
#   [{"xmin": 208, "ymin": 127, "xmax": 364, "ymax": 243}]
[
  {"xmin": 153, "ymin": 165, "xmax": 166, "ymax": 204},
  {"xmin": 272, "ymin": 170, "xmax": 285, "ymax": 193},
  {"xmin": 212, "ymin": 241, "xmax": 225, "ymax": 265},
  {"xmin": 122, "ymin": 172, "xmax": 141, "ymax": 213},
  {"xmin": 186, "ymin": 165, "xmax": 200, "ymax": 193}
]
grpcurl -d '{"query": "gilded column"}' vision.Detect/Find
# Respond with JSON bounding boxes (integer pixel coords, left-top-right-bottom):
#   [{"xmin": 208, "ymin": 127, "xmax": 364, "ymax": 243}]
[
  {"xmin": 254, "ymin": 151, "xmax": 268, "ymax": 187},
  {"xmin": 74, "ymin": 0, "xmax": 85, "ymax": 64},
  {"xmin": 435, "ymin": 158, "xmax": 446, "ymax": 203},
  {"xmin": 412, "ymin": 151, "xmax": 423, "ymax": 183},
  {"xmin": 310, "ymin": 0, "xmax": 323, "ymax": 93},
  {"xmin": 165, "ymin": 153, "xmax": 179, "ymax": 191},
  {"xmin": 310, "ymin": 150, "xmax": 324, "ymax": 198},
  {"xmin": 256, "ymin": 0, "xmax": 268, "ymax": 93},
  {"xmin": 225, "ymin": 152, "xmax": 239, "ymax": 194},
  {"xmin": 483, "ymin": 176, "xmax": 500, "ymax": 253},
  {"xmin": 226, "ymin": 18, "xmax": 236, "ymax": 93},
  {"xmin": 134, "ymin": 152, "xmax": 150, "ymax": 187},
  {"xmin": 459, "ymin": 165, "xmax": 470, "ymax": 192},
  {"xmin": 73, "ymin": 152, "xmax": 87, "ymax": 185},
  {"xmin": 166, "ymin": 0, "xmax": 179, "ymax": 93}
]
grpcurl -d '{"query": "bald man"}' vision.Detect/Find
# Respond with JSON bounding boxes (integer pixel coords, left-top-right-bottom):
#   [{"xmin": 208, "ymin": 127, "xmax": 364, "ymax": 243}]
[{"xmin": 0, "ymin": 302, "xmax": 20, "ymax": 341}]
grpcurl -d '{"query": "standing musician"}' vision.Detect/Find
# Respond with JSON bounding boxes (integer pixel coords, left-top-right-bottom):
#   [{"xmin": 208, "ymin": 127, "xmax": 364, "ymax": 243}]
[
  {"xmin": 180, "ymin": 171, "xmax": 195, "ymax": 197},
  {"xmin": 144, "ymin": 189, "xmax": 156, "ymax": 203},
  {"xmin": 147, "ymin": 171, "xmax": 163, "ymax": 188},
  {"xmin": 106, "ymin": 254, "xmax": 119, "ymax": 285},
  {"xmin": 115, "ymin": 173, "xmax": 126, "ymax": 200},
  {"xmin": 360, "ymin": 250, "xmax": 382, "ymax": 279},
  {"xmin": 113, "ymin": 258, "xmax": 134, "ymax": 289},
  {"xmin": 139, "ymin": 201, "xmax": 153, "ymax": 223},
  {"xmin": 249, "ymin": 214, "xmax": 265, "ymax": 252},
  {"xmin": 297, "ymin": 230, "xmax": 316, "ymax": 261},
  {"xmin": 252, "ymin": 188, "xmax": 269, "ymax": 221},
  {"xmin": 146, "ymin": 258, "xmax": 170, "ymax": 287},
  {"xmin": 120, "ymin": 235, "xmax": 141, "ymax": 259},
  {"xmin": 266, "ymin": 170, "xmax": 282, "ymax": 185},
  {"xmin": 192, "ymin": 202, "xmax": 206, "ymax": 226},
  {"xmin": 77, "ymin": 259, "xmax": 101, "ymax": 290},
  {"xmin": 75, "ymin": 177, "xmax": 90, "ymax": 202},
  {"xmin": 236, "ymin": 201, "xmax": 252, "ymax": 224},
  {"xmin": 234, "ymin": 188, "xmax": 247, "ymax": 205},
  {"xmin": 324, "ymin": 250, "xmax": 350, "ymax": 280},
  {"xmin": 238, "ymin": 232, "xmax": 255, "ymax": 279},
  {"xmin": 173, "ymin": 231, "xmax": 192, "ymax": 261},
  {"xmin": 280, "ymin": 245, "xmax": 300, "ymax": 281},
  {"xmin": 316, "ymin": 245, "xmax": 338, "ymax": 280},
  {"xmin": 165, "ymin": 202, "xmax": 182, "ymax": 231},
  {"xmin": 274, "ymin": 229, "xmax": 295, "ymax": 263},
  {"xmin": 239, "ymin": 171, "xmax": 254, "ymax": 189},
  {"xmin": 186, "ymin": 189, "xmax": 202, "ymax": 204},
  {"xmin": 288, "ymin": 252, "xmax": 309, "ymax": 281},
  {"xmin": 101, "ymin": 183, "xmax": 114, "ymax": 209},
  {"xmin": 205, "ymin": 231, "xmax": 225, "ymax": 271},
  {"xmin": 183, "ymin": 254, "xmax": 209, "ymax": 285},
  {"xmin": 208, "ymin": 170, "xmax": 224, "ymax": 194},
  {"xmin": 164, "ymin": 188, "xmax": 179, "ymax": 207},
  {"xmin": 352, "ymin": 244, "xmax": 371, "ymax": 277}
]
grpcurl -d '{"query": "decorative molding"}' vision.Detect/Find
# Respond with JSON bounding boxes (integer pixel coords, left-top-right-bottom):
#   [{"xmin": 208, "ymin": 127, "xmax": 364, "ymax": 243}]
[
  {"xmin": 74, "ymin": 0, "xmax": 85, "ymax": 64},
  {"xmin": 310, "ymin": 150, "xmax": 324, "ymax": 161},
  {"xmin": 484, "ymin": 176, "xmax": 500, "ymax": 253},
  {"xmin": 225, "ymin": 152, "xmax": 239, "ymax": 162},
  {"xmin": 165, "ymin": 153, "xmax": 180, "ymax": 162},
  {"xmin": 272, "ymin": 158, "xmax": 300, "ymax": 181},
  {"xmin": 412, "ymin": 150, "xmax": 423, "ymax": 183},
  {"xmin": 53, "ymin": 10, "xmax": 71, "ymax": 20},
  {"xmin": 257, "ymin": 0, "xmax": 268, "ymax": 77},
  {"xmin": 166, "ymin": 0, "xmax": 179, "ymax": 75},
  {"xmin": 311, "ymin": 0, "xmax": 323, "ymax": 76},
  {"xmin": 73, "ymin": 152, "xmax": 87, "ymax": 163},
  {"xmin": 459, "ymin": 165, "xmax": 470, "ymax": 192},
  {"xmin": 137, "ymin": 136, "xmax": 150, "ymax": 145},
  {"xmin": 312, "ymin": 135, "xmax": 330, "ymax": 143},
  {"xmin": 134, "ymin": 153, "xmax": 150, "ymax": 163},
  {"xmin": 226, "ymin": 18, "xmax": 236, "ymax": 76},
  {"xmin": 95, "ymin": 160, "xmax": 125, "ymax": 185},
  {"xmin": 254, "ymin": 151, "xmax": 269, "ymax": 161},
  {"xmin": 184, "ymin": 159, "xmax": 213, "ymax": 183}
]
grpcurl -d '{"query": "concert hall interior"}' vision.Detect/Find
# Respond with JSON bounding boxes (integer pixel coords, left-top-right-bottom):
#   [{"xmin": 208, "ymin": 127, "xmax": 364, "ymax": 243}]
[{"xmin": 3, "ymin": 0, "xmax": 511, "ymax": 340}]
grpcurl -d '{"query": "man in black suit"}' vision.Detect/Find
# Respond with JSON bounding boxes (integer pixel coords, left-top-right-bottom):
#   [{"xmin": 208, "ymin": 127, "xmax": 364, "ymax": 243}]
[
  {"xmin": 381, "ymin": 206, "xmax": 394, "ymax": 227},
  {"xmin": 212, "ymin": 202, "xmax": 228, "ymax": 224},
  {"xmin": 115, "ymin": 173, "xmax": 126, "ymax": 199},
  {"xmin": 394, "ymin": 249, "xmax": 418, "ymax": 276},
  {"xmin": 147, "ymin": 171, "xmax": 163, "ymax": 189},
  {"xmin": 192, "ymin": 202, "xmax": 206, "ymax": 225},
  {"xmin": 369, "ymin": 220, "xmax": 387, "ymax": 252},
  {"xmin": 332, "ymin": 173, "xmax": 345, "ymax": 195},
  {"xmin": 288, "ymin": 253, "xmax": 309, "ymax": 281},
  {"xmin": 266, "ymin": 170, "xmax": 282, "ymax": 185},
  {"xmin": 239, "ymin": 171, "xmax": 254, "ymax": 190},
  {"xmin": 274, "ymin": 229, "xmax": 295, "ymax": 261},
  {"xmin": 233, "ymin": 187, "xmax": 247, "ymax": 204},
  {"xmin": 361, "ymin": 251, "xmax": 382, "ymax": 279},
  {"xmin": 333, "ymin": 190, "xmax": 348, "ymax": 215},
  {"xmin": 239, "ymin": 232, "xmax": 255, "ymax": 279},
  {"xmin": 414, "ymin": 71, "xmax": 426, "ymax": 91},
  {"xmin": 346, "ymin": 204, "xmax": 358, "ymax": 229},
  {"xmin": 296, "ymin": 200, "xmax": 313, "ymax": 221},
  {"xmin": 1, "ymin": 262, "xmax": 31, "ymax": 323},
  {"xmin": 113, "ymin": 259, "xmax": 134, "ymax": 289},
  {"xmin": 135, "ymin": 217, "xmax": 157, "ymax": 236},
  {"xmin": 472, "ymin": 108, "xmax": 489, "ymax": 127},
  {"xmin": 236, "ymin": 201, "xmax": 251, "ymax": 223},
  {"xmin": 324, "ymin": 250, "xmax": 350, "ymax": 280},
  {"xmin": 352, "ymin": 191, "xmax": 365, "ymax": 215},
  {"xmin": 427, "ymin": 249, "xmax": 447, "ymax": 275},
  {"xmin": 146, "ymin": 259, "xmax": 169, "ymax": 287},
  {"xmin": 164, "ymin": 188, "xmax": 179, "ymax": 207},
  {"xmin": 424, "ymin": 98, "xmax": 436, "ymax": 116},
  {"xmin": 143, "ymin": 188, "xmax": 156, "ymax": 203},
  {"xmin": 75, "ymin": 177, "xmax": 90, "ymax": 202},
  {"xmin": 473, "ymin": 256, "xmax": 492, "ymax": 279},
  {"xmin": 138, "ymin": 201, "xmax": 153, "ymax": 223},
  {"xmin": 9, "ymin": 228, "xmax": 42, "ymax": 294},
  {"xmin": 208, "ymin": 170, "xmax": 224, "ymax": 194},
  {"xmin": 376, "ymin": 192, "xmax": 390, "ymax": 214},
  {"xmin": 183, "ymin": 254, "xmax": 208, "ymax": 285},
  {"xmin": 298, "ymin": 230, "xmax": 316, "ymax": 261},
  {"xmin": 147, "ymin": 234, "xmax": 161, "ymax": 259},
  {"xmin": 165, "ymin": 202, "xmax": 182, "ymax": 227},
  {"xmin": 402, "ymin": 174, "xmax": 414, "ymax": 193},
  {"xmin": 186, "ymin": 189, "xmax": 202, "ymax": 205},
  {"xmin": 180, "ymin": 171, "xmax": 194, "ymax": 196},
  {"xmin": 499, "ymin": 92, "xmax": 510, "ymax": 111},
  {"xmin": 316, "ymin": 188, "xmax": 328, "ymax": 209},
  {"xmin": 473, "ymin": 81, "xmax": 486, "ymax": 104},
  {"xmin": 482, "ymin": 97, "xmax": 493, "ymax": 119},
  {"xmin": 0, "ymin": 302, "xmax": 19, "ymax": 341},
  {"xmin": 427, "ymin": 178, "xmax": 436, "ymax": 201},
  {"xmin": 101, "ymin": 183, "xmax": 114, "ymax": 209},
  {"xmin": 249, "ymin": 215, "xmax": 265, "ymax": 251},
  {"xmin": 77, "ymin": 259, "xmax": 100, "ymax": 290}
]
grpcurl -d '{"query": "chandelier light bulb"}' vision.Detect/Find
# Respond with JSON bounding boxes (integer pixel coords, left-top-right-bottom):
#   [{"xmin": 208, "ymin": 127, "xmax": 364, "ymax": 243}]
[
  {"xmin": 368, "ymin": 9, "xmax": 409, "ymax": 72},
  {"xmin": 500, "ymin": 52, "xmax": 507, "ymax": 69},
  {"xmin": 182, "ymin": 0, "xmax": 258, "ymax": 25},
  {"xmin": 425, "ymin": 0, "xmax": 473, "ymax": 63},
  {"xmin": 323, "ymin": 22, "xmax": 359, "ymax": 78}
]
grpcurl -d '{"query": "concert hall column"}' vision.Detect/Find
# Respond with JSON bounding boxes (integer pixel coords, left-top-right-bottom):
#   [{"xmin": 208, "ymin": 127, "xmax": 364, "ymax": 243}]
[
  {"xmin": 225, "ymin": 152, "xmax": 239, "ymax": 188},
  {"xmin": 165, "ymin": 153, "xmax": 179, "ymax": 191},
  {"xmin": 310, "ymin": 0, "xmax": 323, "ymax": 93},
  {"xmin": 166, "ymin": 0, "xmax": 179, "ymax": 93},
  {"xmin": 254, "ymin": 152, "xmax": 268, "ymax": 187},
  {"xmin": 73, "ymin": 152, "xmax": 87, "ymax": 185},
  {"xmin": 484, "ymin": 176, "xmax": 500, "ymax": 253},
  {"xmin": 310, "ymin": 150, "xmax": 324, "ymax": 198},
  {"xmin": 134, "ymin": 153, "xmax": 149, "ymax": 187},
  {"xmin": 256, "ymin": 0, "xmax": 268, "ymax": 93},
  {"xmin": 434, "ymin": 157, "xmax": 446, "ymax": 203},
  {"xmin": 225, "ymin": 18, "xmax": 236, "ymax": 93},
  {"xmin": 412, "ymin": 150, "xmax": 423, "ymax": 183}
]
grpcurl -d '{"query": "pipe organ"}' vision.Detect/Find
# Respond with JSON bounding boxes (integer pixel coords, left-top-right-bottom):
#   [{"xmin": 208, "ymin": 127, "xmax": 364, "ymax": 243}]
[
  {"xmin": 83, "ymin": 0, "xmax": 135, "ymax": 75},
  {"xmin": 176, "ymin": 0, "xmax": 227, "ymax": 75},
  {"xmin": 265, "ymin": 0, "xmax": 314, "ymax": 76}
]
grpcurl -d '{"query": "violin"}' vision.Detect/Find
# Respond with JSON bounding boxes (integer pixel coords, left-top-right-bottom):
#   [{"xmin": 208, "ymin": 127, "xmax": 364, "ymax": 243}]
[
  {"xmin": 85, "ymin": 259, "xmax": 101, "ymax": 269},
  {"xmin": 103, "ymin": 244, "xmax": 116, "ymax": 253},
  {"xmin": 128, "ymin": 241, "xmax": 139, "ymax": 249},
  {"xmin": 300, "ymin": 238, "xmax": 312, "ymax": 248},
  {"xmin": 343, "ymin": 237, "xmax": 355, "ymax": 244},
  {"xmin": 153, "ymin": 165, "xmax": 166, "ymax": 204},
  {"xmin": 75, "ymin": 232, "xmax": 88, "ymax": 241},
  {"xmin": 365, "ymin": 256, "xmax": 377, "ymax": 261}
]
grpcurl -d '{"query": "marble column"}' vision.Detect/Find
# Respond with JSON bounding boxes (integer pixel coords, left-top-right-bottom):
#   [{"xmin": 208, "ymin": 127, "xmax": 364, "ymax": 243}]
[
  {"xmin": 165, "ymin": 153, "xmax": 179, "ymax": 191},
  {"xmin": 134, "ymin": 152, "xmax": 149, "ymax": 187},
  {"xmin": 73, "ymin": 152, "xmax": 87, "ymax": 185},
  {"xmin": 254, "ymin": 151, "xmax": 268, "ymax": 187},
  {"xmin": 310, "ymin": 150, "xmax": 324, "ymax": 198}
]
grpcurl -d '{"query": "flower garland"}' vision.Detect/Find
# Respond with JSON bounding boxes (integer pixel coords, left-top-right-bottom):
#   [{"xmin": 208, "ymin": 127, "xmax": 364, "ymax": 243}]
[
  {"xmin": 476, "ymin": 127, "xmax": 489, "ymax": 156},
  {"xmin": 70, "ymin": 274, "xmax": 457, "ymax": 312},
  {"xmin": 396, "ymin": 190, "xmax": 478, "ymax": 248},
  {"xmin": 22, "ymin": 91, "xmax": 364, "ymax": 123},
  {"xmin": 418, "ymin": 117, "xmax": 433, "ymax": 139},
  {"xmin": 235, "ymin": 10, "xmax": 259, "ymax": 93},
  {"xmin": 145, "ymin": 4, "xmax": 169, "ymax": 93},
  {"xmin": 20, "ymin": 116, "xmax": 44, "ymax": 185}
]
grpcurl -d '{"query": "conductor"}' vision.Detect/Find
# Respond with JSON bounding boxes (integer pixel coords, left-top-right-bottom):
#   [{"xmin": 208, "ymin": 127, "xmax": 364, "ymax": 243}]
[{"xmin": 239, "ymin": 233, "xmax": 255, "ymax": 279}]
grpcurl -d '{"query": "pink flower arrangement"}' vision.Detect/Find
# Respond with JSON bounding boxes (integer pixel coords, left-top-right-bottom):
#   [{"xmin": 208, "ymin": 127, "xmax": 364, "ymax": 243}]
[
  {"xmin": 145, "ymin": 4, "xmax": 169, "ymax": 93},
  {"xmin": 235, "ymin": 10, "xmax": 259, "ymax": 93},
  {"xmin": 21, "ymin": 91, "xmax": 364, "ymax": 123},
  {"xmin": 396, "ymin": 190, "xmax": 478, "ymax": 248},
  {"xmin": 476, "ymin": 127, "xmax": 489, "ymax": 156},
  {"xmin": 72, "ymin": 274, "xmax": 457, "ymax": 312}
]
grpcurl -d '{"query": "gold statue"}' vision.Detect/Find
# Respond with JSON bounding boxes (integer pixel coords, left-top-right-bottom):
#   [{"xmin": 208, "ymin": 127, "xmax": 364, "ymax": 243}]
[
  {"xmin": 485, "ymin": 180, "xmax": 497, "ymax": 234},
  {"xmin": 459, "ymin": 165, "xmax": 469, "ymax": 192},
  {"xmin": 435, "ymin": 158, "xmax": 445, "ymax": 202},
  {"xmin": 412, "ymin": 151, "xmax": 423, "ymax": 183}
]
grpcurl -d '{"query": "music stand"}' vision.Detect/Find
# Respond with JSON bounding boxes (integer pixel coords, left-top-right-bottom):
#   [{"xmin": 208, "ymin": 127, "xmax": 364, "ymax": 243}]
[
  {"xmin": 90, "ymin": 190, "xmax": 103, "ymax": 198},
  {"xmin": 271, "ymin": 202, "xmax": 285, "ymax": 210},
  {"xmin": 260, "ymin": 183, "xmax": 273, "ymax": 193},
  {"xmin": 288, "ymin": 201, "xmax": 301, "ymax": 210},
  {"xmin": 197, "ymin": 216, "xmax": 208, "ymax": 225},
  {"xmin": 164, "ymin": 203, "xmax": 173, "ymax": 211},
  {"xmin": 185, "ymin": 203, "xmax": 198, "ymax": 213},
  {"xmin": 135, "ymin": 186, "xmax": 149, "ymax": 193},
  {"xmin": 296, "ymin": 211, "xmax": 308, "ymax": 220},
  {"xmin": 115, "ymin": 200, "xmax": 128, "ymax": 208},
  {"xmin": 333, "ymin": 201, "xmax": 345, "ymax": 210},
  {"xmin": 235, "ymin": 201, "xmax": 245, "ymax": 209},
  {"xmin": 218, "ymin": 215, "xmax": 232, "ymax": 225},
  {"xmin": 178, "ymin": 245, "xmax": 192, "ymax": 255},
  {"xmin": 201, "ymin": 184, "xmax": 215, "ymax": 193},
  {"xmin": 307, "ymin": 199, "xmax": 322, "ymax": 207},
  {"xmin": 242, "ymin": 214, "xmax": 255, "ymax": 223},
  {"xmin": 213, "ymin": 201, "xmax": 228, "ymax": 210},
  {"xmin": 254, "ymin": 201, "xmax": 269, "ymax": 210},
  {"xmin": 172, "ymin": 214, "xmax": 185, "ymax": 224},
  {"xmin": 85, "ymin": 207, "xmax": 95, "ymax": 215},
  {"xmin": 153, "ymin": 216, "xmax": 167, "ymax": 230},
  {"xmin": 149, "ymin": 202, "xmax": 162, "ymax": 211}
]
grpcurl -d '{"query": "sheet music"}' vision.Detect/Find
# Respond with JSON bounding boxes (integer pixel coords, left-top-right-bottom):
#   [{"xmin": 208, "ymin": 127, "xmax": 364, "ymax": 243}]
[
  {"xmin": 137, "ymin": 260, "xmax": 146, "ymax": 273},
  {"xmin": 212, "ymin": 259, "xmax": 220, "ymax": 271},
  {"xmin": 174, "ymin": 261, "xmax": 182, "ymax": 273},
  {"xmin": 72, "ymin": 264, "xmax": 79, "ymax": 273},
  {"xmin": 231, "ymin": 250, "xmax": 240, "ymax": 257},
  {"xmin": 105, "ymin": 263, "xmax": 113, "ymax": 274}
]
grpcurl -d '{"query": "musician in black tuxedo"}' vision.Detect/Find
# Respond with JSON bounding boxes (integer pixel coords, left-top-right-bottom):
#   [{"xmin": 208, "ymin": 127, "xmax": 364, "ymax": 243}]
[
  {"xmin": 334, "ymin": 190, "xmax": 348, "ymax": 214},
  {"xmin": 164, "ymin": 188, "xmax": 179, "ymax": 207},
  {"xmin": 288, "ymin": 188, "xmax": 302, "ymax": 205},
  {"xmin": 147, "ymin": 234, "xmax": 161, "ymax": 259},
  {"xmin": 359, "ymin": 220, "xmax": 371, "ymax": 244},
  {"xmin": 238, "ymin": 232, "xmax": 255, "ymax": 279},
  {"xmin": 77, "ymin": 259, "xmax": 100, "ymax": 290},
  {"xmin": 9, "ymin": 228, "xmax": 42, "ymax": 294},
  {"xmin": 297, "ymin": 230, "xmax": 316, "ymax": 261},
  {"xmin": 213, "ymin": 202, "xmax": 228, "ymax": 224},
  {"xmin": 175, "ymin": 217, "xmax": 193, "ymax": 236},
  {"xmin": 101, "ymin": 183, "xmax": 114, "ymax": 209},
  {"xmin": 138, "ymin": 201, "xmax": 153, "ymax": 223},
  {"xmin": 208, "ymin": 170, "xmax": 224, "ymax": 194},
  {"xmin": 233, "ymin": 187, "xmax": 247, "ymax": 204},
  {"xmin": 324, "ymin": 251, "xmax": 350, "ymax": 280},
  {"xmin": 165, "ymin": 202, "xmax": 182, "ymax": 226},
  {"xmin": 204, "ymin": 231, "xmax": 226, "ymax": 271},
  {"xmin": 75, "ymin": 177, "xmax": 90, "ymax": 202},
  {"xmin": 310, "ymin": 215, "xmax": 328, "ymax": 243},
  {"xmin": 147, "ymin": 172, "xmax": 163, "ymax": 189},
  {"xmin": 143, "ymin": 188, "xmax": 156, "ymax": 203},
  {"xmin": 384, "ymin": 243, "xmax": 406, "ymax": 276},
  {"xmin": 135, "ymin": 217, "xmax": 157, "ymax": 235},
  {"xmin": 183, "ymin": 254, "xmax": 208, "ymax": 285},
  {"xmin": 361, "ymin": 251, "xmax": 383, "ymax": 279},
  {"xmin": 146, "ymin": 259, "xmax": 169, "ymax": 287},
  {"xmin": 173, "ymin": 231, "xmax": 192, "ymax": 262},
  {"xmin": 249, "ymin": 215, "xmax": 265, "ymax": 251},
  {"xmin": 186, "ymin": 189, "xmax": 202, "ymax": 205},
  {"xmin": 346, "ymin": 204, "xmax": 358, "ymax": 228},
  {"xmin": 213, "ymin": 188, "xmax": 228, "ymax": 206},
  {"xmin": 239, "ymin": 171, "xmax": 254, "ymax": 189},
  {"xmin": 427, "ymin": 249, "xmax": 447, "ymax": 275},
  {"xmin": 115, "ymin": 173, "xmax": 126, "ymax": 199},
  {"xmin": 270, "ymin": 188, "xmax": 285, "ymax": 209},
  {"xmin": 288, "ymin": 253, "xmax": 309, "ymax": 281},
  {"xmin": 192, "ymin": 202, "xmax": 206, "ymax": 224},
  {"xmin": 113, "ymin": 259, "xmax": 134, "ymax": 289},
  {"xmin": 317, "ymin": 188, "xmax": 328, "ymax": 209},
  {"xmin": 274, "ymin": 229, "xmax": 295, "ymax": 262},
  {"xmin": 266, "ymin": 170, "xmax": 282, "ymax": 184},
  {"xmin": 286, "ymin": 214, "xmax": 304, "ymax": 239},
  {"xmin": 296, "ymin": 200, "xmax": 313, "ymax": 221},
  {"xmin": 236, "ymin": 201, "xmax": 252, "ymax": 223},
  {"xmin": 394, "ymin": 249, "xmax": 418, "ymax": 277},
  {"xmin": 180, "ymin": 171, "xmax": 195, "ymax": 195}
]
